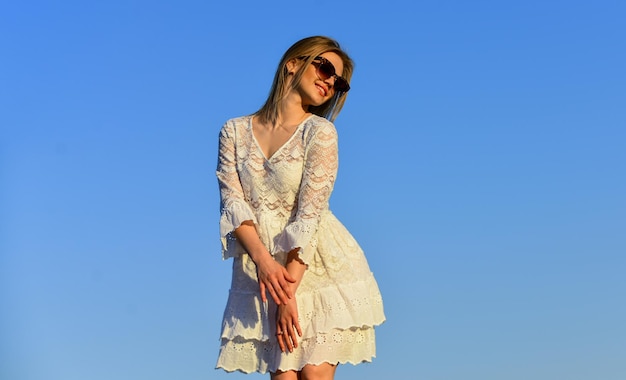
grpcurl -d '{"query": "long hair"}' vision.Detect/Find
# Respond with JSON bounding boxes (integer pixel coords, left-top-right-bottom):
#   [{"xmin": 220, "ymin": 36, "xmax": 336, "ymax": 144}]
[{"xmin": 255, "ymin": 36, "xmax": 354, "ymax": 125}]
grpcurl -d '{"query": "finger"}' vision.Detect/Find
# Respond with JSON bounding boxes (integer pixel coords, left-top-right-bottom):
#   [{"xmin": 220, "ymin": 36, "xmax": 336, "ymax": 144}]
[
  {"xmin": 282, "ymin": 268, "xmax": 296, "ymax": 283},
  {"xmin": 273, "ymin": 279, "xmax": 290, "ymax": 304},
  {"xmin": 294, "ymin": 319, "xmax": 303, "ymax": 338},
  {"xmin": 287, "ymin": 324, "xmax": 298, "ymax": 350},
  {"xmin": 276, "ymin": 329, "xmax": 286, "ymax": 352},
  {"xmin": 259, "ymin": 282, "xmax": 267, "ymax": 303},
  {"xmin": 266, "ymin": 283, "xmax": 281, "ymax": 305},
  {"xmin": 284, "ymin": 324, "xmax": 294, "ymax": 352},
  {"xmin": 279, "ymin": 278, "xmax": 294, "ymax": 300}
]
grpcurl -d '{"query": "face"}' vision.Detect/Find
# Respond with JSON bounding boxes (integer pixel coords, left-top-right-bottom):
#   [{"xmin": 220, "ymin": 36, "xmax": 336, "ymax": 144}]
[{"xmin": 291, "ymin": 51, "xmax": 346, "ymax": 107}]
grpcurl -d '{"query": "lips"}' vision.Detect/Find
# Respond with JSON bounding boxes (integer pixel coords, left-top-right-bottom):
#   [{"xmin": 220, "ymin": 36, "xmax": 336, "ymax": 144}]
[{"xmin": 315, "ymin": 83, "xmax": 328, "ymax": 97}]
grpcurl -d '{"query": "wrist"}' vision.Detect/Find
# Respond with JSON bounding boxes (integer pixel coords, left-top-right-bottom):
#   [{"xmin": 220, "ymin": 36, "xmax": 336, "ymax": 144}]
[
  {"xmin": 248, "ymin": 250, "xmax": 272, "ymax": 265},
  {"xmin": 278, "ymin": 295, "xmax": 298, "ymax": 307}
]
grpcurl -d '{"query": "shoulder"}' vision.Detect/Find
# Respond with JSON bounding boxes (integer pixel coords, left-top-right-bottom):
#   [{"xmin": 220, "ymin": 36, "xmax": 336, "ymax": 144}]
[
  {"xmin": 219, "ymin": 115, "xmax": 252, "ymax": 138},
  {"xmin": 303, "ymin": 115, "xmax": 338, "ymax": 141}
]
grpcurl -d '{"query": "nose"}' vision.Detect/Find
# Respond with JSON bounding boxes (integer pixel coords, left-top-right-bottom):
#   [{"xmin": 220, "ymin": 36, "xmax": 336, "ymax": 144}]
[{"xmin": 323, "ymin": 75, "xmax": 338, "ymax": 88}]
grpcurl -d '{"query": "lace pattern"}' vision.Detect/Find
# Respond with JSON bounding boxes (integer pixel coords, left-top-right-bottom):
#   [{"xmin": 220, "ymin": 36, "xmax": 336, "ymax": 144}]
[
  {"xmin": 215, "ymin": 115, "xmax": 385, "ymax": 373},
  {"xmin": 217, "ymin": 115, "xmax": 337, "ymax": 264}
]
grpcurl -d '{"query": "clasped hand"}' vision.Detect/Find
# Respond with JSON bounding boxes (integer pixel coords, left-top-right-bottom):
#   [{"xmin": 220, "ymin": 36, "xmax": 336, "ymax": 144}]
[
  {"xmin": 255, "ymin": 256, "xmax": 296, "ymax": 305},
  {"xmin": 276, "ymin": 297, "xmax": 302, "ymax": 353}
]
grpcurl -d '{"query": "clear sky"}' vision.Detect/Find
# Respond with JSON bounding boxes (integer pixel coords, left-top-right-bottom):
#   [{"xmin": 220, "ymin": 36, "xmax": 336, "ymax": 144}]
[{"xmin": 2, "ymin": 1, "xmax": 625, "ymax": 379}]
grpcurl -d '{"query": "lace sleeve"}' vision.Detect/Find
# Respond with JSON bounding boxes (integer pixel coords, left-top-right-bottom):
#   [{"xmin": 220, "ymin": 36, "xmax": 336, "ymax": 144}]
[
  {"xmin": 216, "ymin": 121, "xmax": 257, "ymax": 259},
  {"xmin": 271, "ymin": 120, "xmax": 338, "ymax": 264}
]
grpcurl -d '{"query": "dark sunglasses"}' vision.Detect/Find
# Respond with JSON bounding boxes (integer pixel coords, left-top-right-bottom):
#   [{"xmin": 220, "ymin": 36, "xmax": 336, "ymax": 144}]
[{"xmin": 300, "ymin": 56, "xmax": 350, "ymax": 93}]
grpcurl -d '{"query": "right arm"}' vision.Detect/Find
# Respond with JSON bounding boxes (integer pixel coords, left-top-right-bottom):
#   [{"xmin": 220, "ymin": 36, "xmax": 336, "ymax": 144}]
[
  {"xmin": 216, "ymin": 121, "xmax": 295, "ymax": 304},
  {"xmin": 275, "ymin": 249, "xmax": 306, "ymax": 352}
]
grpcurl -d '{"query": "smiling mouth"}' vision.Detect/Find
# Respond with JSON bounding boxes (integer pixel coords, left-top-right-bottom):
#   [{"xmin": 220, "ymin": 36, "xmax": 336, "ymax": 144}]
[{"xmin": 315, "ymin": 84, "xmax": 327, "ymax": 96}]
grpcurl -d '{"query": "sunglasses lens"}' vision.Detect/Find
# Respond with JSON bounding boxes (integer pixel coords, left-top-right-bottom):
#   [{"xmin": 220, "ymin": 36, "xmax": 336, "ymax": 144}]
[
  {"xmin": 334, "ymin": 78, "xmax": 350, "ymax": 92},
  {"xmin": 313, "ymin": 57, "xmax": 350, "ymax": 93},
  {"xmin": 310, "ymin": 60, "xmax": 335, "ymax": 80}
]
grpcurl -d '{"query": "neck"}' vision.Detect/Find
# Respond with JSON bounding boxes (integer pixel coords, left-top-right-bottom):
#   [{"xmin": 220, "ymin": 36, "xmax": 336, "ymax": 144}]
[{"xmin": 272, "ymin": 91, "xmax": 309, "ymax": 128}]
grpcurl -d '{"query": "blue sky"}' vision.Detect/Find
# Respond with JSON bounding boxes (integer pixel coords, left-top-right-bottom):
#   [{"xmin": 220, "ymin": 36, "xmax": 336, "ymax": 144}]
[{"xmin": 2, "ymin": 1, "xmax": 625, "ymax": 379}]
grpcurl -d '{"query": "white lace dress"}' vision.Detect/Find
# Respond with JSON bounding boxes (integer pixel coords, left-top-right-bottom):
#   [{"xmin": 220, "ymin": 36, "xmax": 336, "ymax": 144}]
[{"xmin": 215, "ymin": 114, "xmax": 385, "ymax": 374}]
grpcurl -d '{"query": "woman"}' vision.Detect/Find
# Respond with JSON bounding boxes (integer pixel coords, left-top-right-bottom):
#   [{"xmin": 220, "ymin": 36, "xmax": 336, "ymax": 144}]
[{"xmin": 215, "ymin": 36, "xmax": 385, "ymax": 379}]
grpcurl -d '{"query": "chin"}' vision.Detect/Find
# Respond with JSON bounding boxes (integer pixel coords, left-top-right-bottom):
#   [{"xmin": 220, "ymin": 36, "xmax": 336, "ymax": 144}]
[{"xmin": 313, "ymin": 96, "xmax": 333, "ymax": 107}]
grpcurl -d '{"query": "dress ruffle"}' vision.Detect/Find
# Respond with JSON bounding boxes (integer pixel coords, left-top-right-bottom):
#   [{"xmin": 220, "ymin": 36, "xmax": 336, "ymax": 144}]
[
  {"xmin": 216, "ymin": 326, "xmax": 377, "ymax": 374},
  {"xmin": 220, "ymin": 274, "xmax": 384, "ymax": 342},
  {"xmin": 220, "ymin": 199, "xmax": 258, "ymax": 260},
  {"xmin": 217, "ymin": 211, "xmax": 385, "ymax": 373},
  {"xmin": 271, "ymin": 219, "xmax": 318, "ymax": 265}
]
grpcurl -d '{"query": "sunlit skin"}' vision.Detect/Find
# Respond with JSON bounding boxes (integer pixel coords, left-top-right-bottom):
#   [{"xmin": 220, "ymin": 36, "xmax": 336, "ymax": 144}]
[
  {"xmin": 232, "ymin": 51, "xmax": 345, "ymax": 380},
  {"xmin": 253, "ymin": 52, "xmax": 345, "ymax": 159}
]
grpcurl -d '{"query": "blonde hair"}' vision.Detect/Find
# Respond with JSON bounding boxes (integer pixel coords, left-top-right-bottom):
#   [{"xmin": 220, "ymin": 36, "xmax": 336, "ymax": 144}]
[{"xmin": 255, "ymin": 36, "xmax": 354, "ymax": 125}]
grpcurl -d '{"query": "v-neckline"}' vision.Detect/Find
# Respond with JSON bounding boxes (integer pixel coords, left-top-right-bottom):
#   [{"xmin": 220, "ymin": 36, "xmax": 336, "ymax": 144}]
[{"xmin": 250, "ymin": 115, "xmax": 313, "ymax": 161}]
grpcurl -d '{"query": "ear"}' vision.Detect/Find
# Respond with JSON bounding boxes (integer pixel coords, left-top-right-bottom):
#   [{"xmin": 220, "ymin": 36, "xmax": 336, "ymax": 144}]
[{"xmin": 285, "ymin": 58, "xmax": 299, "ymax": 74}]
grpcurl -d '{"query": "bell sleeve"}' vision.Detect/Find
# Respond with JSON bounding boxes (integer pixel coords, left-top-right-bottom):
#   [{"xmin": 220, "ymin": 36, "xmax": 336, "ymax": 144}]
[
  {"xmin": 271, "ymin": 120, "xmax": 338, "ymax": 264},
  {"xmin": 216, "ymin": 121, "xmax": 257, "ymax": 260}
]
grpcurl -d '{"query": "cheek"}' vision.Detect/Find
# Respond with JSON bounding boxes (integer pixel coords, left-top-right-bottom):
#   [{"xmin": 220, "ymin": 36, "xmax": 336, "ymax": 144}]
[{"xmin": 303, "ymin": 65, "xmax": 318, "ymax": 80}]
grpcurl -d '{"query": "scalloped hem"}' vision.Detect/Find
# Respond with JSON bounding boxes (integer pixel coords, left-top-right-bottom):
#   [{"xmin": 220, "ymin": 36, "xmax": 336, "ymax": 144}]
[
  {"xmin": 216, "ymin": 357, "xmax": 376, "ymax": 375},
  {"xmin": 216, "ymin": 326, "xmax": 377, "ymax": 374}
]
